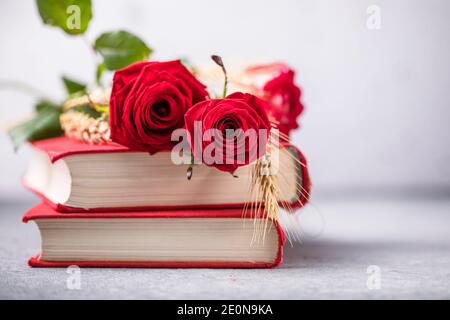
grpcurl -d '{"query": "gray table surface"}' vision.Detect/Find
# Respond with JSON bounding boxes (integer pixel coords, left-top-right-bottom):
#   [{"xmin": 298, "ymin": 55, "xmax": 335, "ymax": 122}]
[{"xmin": 1, "ymin": 197, "xmax": 449, "ymax": 299}]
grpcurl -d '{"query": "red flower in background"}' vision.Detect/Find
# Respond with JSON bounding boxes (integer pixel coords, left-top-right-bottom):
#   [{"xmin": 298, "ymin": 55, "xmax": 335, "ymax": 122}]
[
  {"xmin": 185, "ymin": 92, "xmax": 271, "ymax": 173},
  {"xmin": 109, "ymin": 60, "xmax": 208, "ymax": 153},
  {"xmin": 242, "ymin": 63, "xmax": 304, "ymax": 136}
]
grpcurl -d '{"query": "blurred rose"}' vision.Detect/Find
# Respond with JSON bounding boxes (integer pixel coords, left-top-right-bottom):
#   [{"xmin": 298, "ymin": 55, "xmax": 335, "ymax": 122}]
[{"xmin": 239, "ymin": 63, "xmax": 304, "ymax": 136}]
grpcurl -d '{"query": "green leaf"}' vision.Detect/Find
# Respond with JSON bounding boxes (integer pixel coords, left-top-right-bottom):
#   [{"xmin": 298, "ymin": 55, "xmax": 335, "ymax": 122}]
[
  {"xmin": 62, "ymin": 76, "xmax": 87, "ymax": 95},
  {"xmin": 94, "ymin": 30, "xmax": 152, "ymax": 70},
  {"xmin": 96, "ymin": 62, "xmax": 105, "ymax": 85},
  {"xmin": 35, "ymin": 100, "xmax": 61, "ymax": 112},
  {"xmin": 36, "ymin": 0, "xmax": 92, "ymax": 35},
  {"xmin": 72, "ymin": 103, "xmax": 102, "ymax": 118},
  {"xmin": 8, "ymin": 103, "xmax": 63, "ymax": 150}
]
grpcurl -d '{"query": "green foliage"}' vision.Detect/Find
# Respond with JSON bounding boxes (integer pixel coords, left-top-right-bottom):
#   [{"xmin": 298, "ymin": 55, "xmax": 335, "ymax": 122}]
[
  {"xmin": 72, "ymin": 103, "xmax": 102, "ymax": 118},
  {"xmin": 34, "ymin": 99, "xmax": 61, "ymax": 112},
  {"xmin": 8, "ymin": 2, "xmax": 154, "ymax": 149},
  {"xmin": 36, "ymin": 0, "xmax": 92, "ymax": 35},
  {"xmin": 62, "ymin": 76, "xmax": 87, "ymax": 95},
  {"xmin": 95, "ymin": 63, "xmax": 105, "ymax": 85},
  {"xmin": 8, "ymin": 101, "xmax": 63, "ymax": 150},
  {"xmin": 94, "ymin": 30, "xmax": 152, "ymax": 70}
]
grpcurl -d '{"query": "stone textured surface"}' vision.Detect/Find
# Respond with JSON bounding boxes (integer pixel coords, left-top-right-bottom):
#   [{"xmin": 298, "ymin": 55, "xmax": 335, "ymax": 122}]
[{"xmin": 1, "ymin": 198, "xmax": 450, "ymax": 299}]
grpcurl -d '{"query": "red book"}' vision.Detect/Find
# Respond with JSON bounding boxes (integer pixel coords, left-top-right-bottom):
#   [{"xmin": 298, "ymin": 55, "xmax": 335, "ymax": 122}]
[
  {"xmin": 24, "ymin": 202, "xmax": 285, "ymax": 268},
  {"xmin": 24, "ymin": 137, "xmax": 311, "ymax": 213}
]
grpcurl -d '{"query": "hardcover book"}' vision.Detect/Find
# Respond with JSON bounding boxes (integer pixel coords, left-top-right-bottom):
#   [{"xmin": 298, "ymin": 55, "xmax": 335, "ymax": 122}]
[
  {"xmin": 24, "ymin": 202, "xmax": 285, "ymax": 268},
  {"xmin": 24, "ymin": 137, "xmax": 310, "ymax": 212}
]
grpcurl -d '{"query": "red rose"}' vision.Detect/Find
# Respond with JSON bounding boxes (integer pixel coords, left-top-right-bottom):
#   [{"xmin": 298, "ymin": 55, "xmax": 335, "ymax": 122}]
[
  {"xmin": 109, "ymin": 60, "xmax": 208, "ymax": 153},
  {"xmin": 242, "ymin": 63, "xmax": 304, "ymax": 136},
  {"xmin": 184, "ymin": 92, "xmax": 271, "ymax": 173}
]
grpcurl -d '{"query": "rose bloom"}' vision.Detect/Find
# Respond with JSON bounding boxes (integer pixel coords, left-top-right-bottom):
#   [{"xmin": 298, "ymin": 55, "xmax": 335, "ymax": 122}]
[
  {"xmin": 240, "ymin": 63, "xmax": 304, "ymax": 136},
  {"xmin": 109, "ymin": 60, "xmax": 208, "ymax": 153},
  {"xmin": 185, "ymin": 92, "xmax": 271, "ymax": 173}
]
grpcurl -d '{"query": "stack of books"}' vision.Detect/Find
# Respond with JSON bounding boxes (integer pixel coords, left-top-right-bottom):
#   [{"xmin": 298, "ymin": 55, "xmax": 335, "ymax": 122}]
[{"xmin": 23, "ymin": 136, "xmax": 310, "ymax": 268}]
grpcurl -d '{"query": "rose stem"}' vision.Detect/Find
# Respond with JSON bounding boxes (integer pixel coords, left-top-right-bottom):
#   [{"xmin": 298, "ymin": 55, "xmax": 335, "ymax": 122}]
[
  {"xmin": 187, "ymin": 152, "xmax": 195, "ymax": 180},
  {"xmin": 211, "ymin": 55, "xmax": 228, "ymax": 98}
]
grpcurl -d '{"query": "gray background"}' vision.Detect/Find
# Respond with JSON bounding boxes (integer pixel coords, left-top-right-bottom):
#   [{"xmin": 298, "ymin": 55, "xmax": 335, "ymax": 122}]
[
  {"xmin": 2, "ymin": 199, "xmax": 450, "ymax": 299},
  {"xmin": 1, "ymin": 0, "xmax": 450, "ymax": 199}
]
